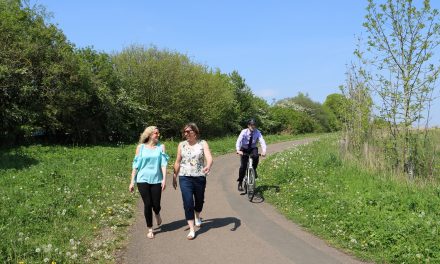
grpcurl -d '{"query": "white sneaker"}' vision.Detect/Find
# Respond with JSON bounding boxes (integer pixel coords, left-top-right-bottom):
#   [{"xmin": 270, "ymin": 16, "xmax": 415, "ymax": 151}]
[{"xmin": 195, "ymin": 218, "xmax": 202, "ymax": 227}]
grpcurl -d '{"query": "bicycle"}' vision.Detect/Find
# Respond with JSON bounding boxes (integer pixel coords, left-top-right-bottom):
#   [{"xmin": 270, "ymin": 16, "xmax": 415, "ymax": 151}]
[{"xmin": 242, "ymin": 153, "xmax": 261, "ymax": 202}]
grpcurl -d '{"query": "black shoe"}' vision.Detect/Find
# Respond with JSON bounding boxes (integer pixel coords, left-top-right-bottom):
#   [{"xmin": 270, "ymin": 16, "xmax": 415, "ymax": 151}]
[{"xmin": 238, "ymin": 182, "xmax": 244, "ymax": 192}]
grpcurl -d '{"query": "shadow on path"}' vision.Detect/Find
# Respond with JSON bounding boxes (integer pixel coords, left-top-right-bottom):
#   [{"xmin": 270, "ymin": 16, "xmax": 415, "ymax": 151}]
[
  {"xmin": 195, "ymin": 217, "xmax": 241, "ymax": 236},
  {"xmin": 154, "ymin": 219, "xmax": 188, "ymax": 233}
]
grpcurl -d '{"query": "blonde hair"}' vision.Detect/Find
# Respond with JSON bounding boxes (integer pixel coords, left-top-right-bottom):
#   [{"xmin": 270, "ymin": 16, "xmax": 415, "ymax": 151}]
[{"xmin": 139, "ymin": 126, "xmax": 157, "ymax": 144}]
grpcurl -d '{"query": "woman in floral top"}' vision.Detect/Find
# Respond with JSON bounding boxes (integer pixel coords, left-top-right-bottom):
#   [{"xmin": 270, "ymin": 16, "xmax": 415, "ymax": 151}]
[{"xmin": 173, "ymin": 122, "xmax": 213, "ymax": 240}]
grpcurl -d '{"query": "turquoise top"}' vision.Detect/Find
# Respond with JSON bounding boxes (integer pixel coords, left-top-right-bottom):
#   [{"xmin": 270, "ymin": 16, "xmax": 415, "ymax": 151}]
[{"xmin": 132, "ymin": 143, "xmax": 169, "ymax": 184}]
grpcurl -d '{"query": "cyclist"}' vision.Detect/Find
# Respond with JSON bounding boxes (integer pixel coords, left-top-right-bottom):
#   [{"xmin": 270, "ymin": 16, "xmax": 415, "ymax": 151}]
[{"xmin": 236, "ymin": 118, "xmax": 266, "ymax": 192}]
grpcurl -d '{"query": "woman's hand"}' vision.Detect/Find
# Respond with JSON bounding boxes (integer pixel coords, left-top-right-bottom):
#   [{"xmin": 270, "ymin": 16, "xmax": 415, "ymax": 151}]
[
  {"xmin": 129, "ymin": 182, "xmax": 135, "ymax": 193},
  {"xmin": 203, "ymin": 166, "xmax": 211, "ymax": 175},
  {"xmin": 161, "ymin": 179, "xmax": 166, "ymax": 191},
  {"xmin": 172, "ymin": 175, "xmax": 178, "ymax": 190}
]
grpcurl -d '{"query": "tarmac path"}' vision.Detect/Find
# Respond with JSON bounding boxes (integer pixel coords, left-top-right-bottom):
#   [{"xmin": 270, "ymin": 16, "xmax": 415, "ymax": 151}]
[{"xmin": 120, "ymin": 139, "xmax": 369, "ymax": 264}]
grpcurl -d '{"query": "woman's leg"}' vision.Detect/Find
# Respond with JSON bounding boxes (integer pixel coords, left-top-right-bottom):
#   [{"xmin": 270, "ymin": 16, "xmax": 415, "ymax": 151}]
[
  {"xmin": 137, "ymin": 182, "xmax": 153, "ymax": 228},
  {"xmin": 179, "ymin": 176, "xmax": 195, "ymax": 220},
  {"xmin": 150, "ymin": 183, "xmax": 162, "ymax": 225},
  {"xmin": 179, "ymin": 176, "xmax": 196, "ymax": 239},
  {"xmin": 193, "ymin": 176, "xmax": 206, "ymax": 214},
  {"xmin": 150, "ymin": 183, "xmax": 162, "ymax": 215},
  {"xmin": 194, "ymin": 177, "xmax": 206, "ymax": 226}
]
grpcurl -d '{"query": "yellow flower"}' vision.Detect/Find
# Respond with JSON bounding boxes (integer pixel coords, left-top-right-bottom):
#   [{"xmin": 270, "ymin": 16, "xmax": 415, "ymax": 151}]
[
  {"xmin": 51, "ymin": 261, "xmax": 57, "ymax": 264},
  {"xmin": 18, "ymin": 261, "xmax": 25, "ymax": 264}
]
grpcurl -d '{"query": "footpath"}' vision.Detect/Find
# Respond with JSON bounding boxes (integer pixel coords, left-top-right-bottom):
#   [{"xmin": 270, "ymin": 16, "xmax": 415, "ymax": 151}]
[{"xmin": 119, "ymin": 139, "xmax": 369, "ymax": 264}]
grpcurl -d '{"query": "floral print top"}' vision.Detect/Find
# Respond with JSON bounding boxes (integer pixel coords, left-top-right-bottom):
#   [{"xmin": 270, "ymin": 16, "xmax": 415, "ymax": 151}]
[{"xmin": 178, "ymin": 140, "xmax": 206, "ymax": 177}]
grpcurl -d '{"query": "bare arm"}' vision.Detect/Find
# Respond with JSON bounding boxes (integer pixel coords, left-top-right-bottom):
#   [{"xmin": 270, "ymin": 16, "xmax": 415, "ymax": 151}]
[
  {"xmin": 161, "ymin": 144, "xmax": 167, "ymax": 191},
  {"xmin": 129, "ymin": 144, "xmax": 142, "ymax": 192},
  {"xmin": 203, "ymin": 141, "xmax": 213, "ymax": 175},
  {"xmin": 173, "ymin": 142, "xmax": 183, "ymax": 189}
]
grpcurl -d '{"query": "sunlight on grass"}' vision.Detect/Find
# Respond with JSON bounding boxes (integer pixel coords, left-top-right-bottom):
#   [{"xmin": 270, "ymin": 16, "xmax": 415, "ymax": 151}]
[
  {"xmin": 259, "ymin": 134, "xmax": 440, "ymax": 263},
  {"xmin": 0, "ymin": 133, "xmax": 308, "ymax": 263}
]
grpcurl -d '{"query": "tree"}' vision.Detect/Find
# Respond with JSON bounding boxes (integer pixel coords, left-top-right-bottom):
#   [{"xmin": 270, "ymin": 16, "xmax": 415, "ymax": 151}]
[
  {"xmin": 229, "ymin": 70, "xmax": 256, "ymax": 126},
  {"xmin": 323, "ymin": 93, "xmax": 348, "ymax": 131},
  {"xmin": 275, "ymin": 93, "xmax": 331, "ymax": 132},
  {"xmin": 360, "ymin": 0, "xmax": 440, "ymax": 176}
]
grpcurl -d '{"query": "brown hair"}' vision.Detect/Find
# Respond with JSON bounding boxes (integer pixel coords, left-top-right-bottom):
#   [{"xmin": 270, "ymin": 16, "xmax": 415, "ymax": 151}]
[{"xmin": 182, "ymin": 122, "xmax": 200, "ymax": 138}]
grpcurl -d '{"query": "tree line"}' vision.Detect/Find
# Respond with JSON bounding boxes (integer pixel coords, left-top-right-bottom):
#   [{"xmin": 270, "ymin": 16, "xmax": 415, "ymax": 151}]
[{"xmin": 0, "ymin": 0, "xmax": 344, "ymax": 145}]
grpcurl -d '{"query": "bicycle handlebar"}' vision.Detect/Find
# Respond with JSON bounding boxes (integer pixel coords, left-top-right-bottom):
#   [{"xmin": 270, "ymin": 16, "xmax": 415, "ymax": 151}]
[{"xmin": 238, "ymin": 152, "xmax": 262, "ymax": 157}]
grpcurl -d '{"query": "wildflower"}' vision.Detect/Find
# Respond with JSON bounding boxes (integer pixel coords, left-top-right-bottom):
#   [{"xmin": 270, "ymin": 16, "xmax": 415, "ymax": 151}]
[
  {"xmin": 51, "ymin": 261, "xmax": 56, "ymax": 264},
  {"xmin": 35, "ymin": 247, "xmax": 41, "ymax": 253},
  {"xmin": 44, "ymin": 258, "xmax": 49, "ymax": 263}
]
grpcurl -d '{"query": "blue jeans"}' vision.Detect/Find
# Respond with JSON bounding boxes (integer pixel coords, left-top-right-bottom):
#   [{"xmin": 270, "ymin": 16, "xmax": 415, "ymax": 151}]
[{"xmin": 179, "ymin": 176, "xmax": 206, "ymax": 220}]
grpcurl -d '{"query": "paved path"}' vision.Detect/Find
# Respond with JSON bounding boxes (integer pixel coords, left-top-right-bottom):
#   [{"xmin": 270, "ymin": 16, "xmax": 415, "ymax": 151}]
[{"xmin": 120, "ymin": 139, "xmax": 369, "ymax": 264}]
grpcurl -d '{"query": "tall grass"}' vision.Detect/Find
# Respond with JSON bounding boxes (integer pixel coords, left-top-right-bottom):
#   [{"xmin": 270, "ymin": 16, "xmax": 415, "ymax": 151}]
[
  {"xmin": 258, "ymin": 134, "xmax": 440, "ymax": 263},
  {"xmin": 0, "ymin": 133, "xmax": 310, "ymax": 263}
]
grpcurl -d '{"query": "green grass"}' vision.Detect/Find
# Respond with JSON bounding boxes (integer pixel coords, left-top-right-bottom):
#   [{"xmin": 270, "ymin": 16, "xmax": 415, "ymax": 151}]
[
  {"xmin": 0, "ymin": 133, "xmax": 310, "ymax": 264},
  {"xmin": 258, "ymin": 134, "xmax": 440, "ymax": 263}
]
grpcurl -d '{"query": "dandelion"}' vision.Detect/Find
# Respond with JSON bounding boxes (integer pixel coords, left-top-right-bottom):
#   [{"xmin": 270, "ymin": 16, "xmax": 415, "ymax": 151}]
[
  {"xmin": 44, "ymin": 258, "xmax": 49, "ymax": 263},
  {"xmin": 69, "ymin": 238, "xmax": 75, "ymax": 245},
  {"xmin": 51, "ymin": 260, "xmax": 57, "ymax": 264},
  {"xmin": 35, "ymin": 247, "xmax": 41, "ymax": 253}
]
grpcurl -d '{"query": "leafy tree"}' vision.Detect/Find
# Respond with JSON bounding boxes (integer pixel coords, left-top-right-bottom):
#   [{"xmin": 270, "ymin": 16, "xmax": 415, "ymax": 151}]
[
  {"xmin": 268, "ymin": 106, "xmax": 316, "ymax": 134},
  {"xmin": 323, "ymin": 93, "xmax": 348, "ymax": 131},
  {"xmin": 275, "ymin": 92, "xmax": 330, "ymax": 132},
  {"xmin": 229, "ymin": 70, "xmax": 256, "ymax": 126},
  {"xmin": 360, "ymin": 0, "xmax": 440, "ymax": 177},
  {"xmin": 112, "ymin": 45, "xmax": 239, "ymax": 138}
]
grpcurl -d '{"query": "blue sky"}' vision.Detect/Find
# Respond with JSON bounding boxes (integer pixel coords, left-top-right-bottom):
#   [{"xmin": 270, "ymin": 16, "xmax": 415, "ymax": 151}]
[{"xmin": 35, "ymin": 0, "xmax": 440, "ymax": 125}]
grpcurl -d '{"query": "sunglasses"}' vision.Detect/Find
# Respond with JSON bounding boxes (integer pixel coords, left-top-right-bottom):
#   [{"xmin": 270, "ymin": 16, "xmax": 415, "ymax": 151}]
[{"xmin": 152, "ymin": 131, "xmax": 160, "ymax": 135}]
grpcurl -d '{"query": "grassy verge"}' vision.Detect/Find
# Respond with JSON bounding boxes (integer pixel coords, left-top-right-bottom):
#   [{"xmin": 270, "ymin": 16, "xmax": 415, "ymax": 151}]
[
  {"xmin": 258, "ymin": 134, "xmax": 440, "ymax": 263},
  {"xmin": 0, "ymin": 133, "xmax": 312, "ymax": 263}
]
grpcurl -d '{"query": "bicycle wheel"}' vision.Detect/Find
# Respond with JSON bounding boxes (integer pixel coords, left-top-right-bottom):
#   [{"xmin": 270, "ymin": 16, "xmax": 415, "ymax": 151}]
[
  {"xmin": 247, "ymin": 168, "xmax": 255, "ymax": 201},
  {"xmin": 243, "ymin": 177, "xmax": 248, "ymax": 194}
]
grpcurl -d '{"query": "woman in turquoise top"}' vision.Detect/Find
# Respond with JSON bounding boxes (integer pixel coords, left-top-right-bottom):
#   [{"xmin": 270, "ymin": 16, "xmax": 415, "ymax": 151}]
[{"xmin": 129, "ymin": 126, "xmax": 168, "ymax": 239}]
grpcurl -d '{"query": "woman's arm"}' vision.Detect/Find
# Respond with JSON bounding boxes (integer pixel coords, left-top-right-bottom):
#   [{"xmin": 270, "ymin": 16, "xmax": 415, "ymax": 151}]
[
  {"xmin": 202, "ymin": 141, "xmax": 213, "ymax": 175},
  {"xmin": 173, "ymin": 142, "xmax": 182, "ymax": 189},
  {"xmin": 129, "ymin": 144, "xmax": 142, "ymax": 192},
  {"xmin": 161, "ymin": 144, "xmax": 167, "ymax": 191}
]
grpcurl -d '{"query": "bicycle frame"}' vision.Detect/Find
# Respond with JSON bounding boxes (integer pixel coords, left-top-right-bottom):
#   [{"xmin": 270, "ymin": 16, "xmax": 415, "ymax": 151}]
[{"xmin": 243, "ymin": 153, "xmax": 257, "ymax": 201}]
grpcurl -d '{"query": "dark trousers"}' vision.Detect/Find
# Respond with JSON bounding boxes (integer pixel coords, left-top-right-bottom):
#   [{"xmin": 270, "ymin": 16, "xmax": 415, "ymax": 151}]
[
  {"xmin": 137, "ymin": 182, "xmax": 162, "ymax": 228},
  {"xmin": 179, "ymin": 176, "xmax": 206, "ymax": 220},
  {"xmin": 237, "ymin": 147, "xmax": 259, "ymax": 182}
]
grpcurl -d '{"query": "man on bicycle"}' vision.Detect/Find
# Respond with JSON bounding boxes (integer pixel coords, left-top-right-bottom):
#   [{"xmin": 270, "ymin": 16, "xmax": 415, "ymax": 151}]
[{"xmin": 236, "ymin": 118, "xmax": 266, "ymax": 192}]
